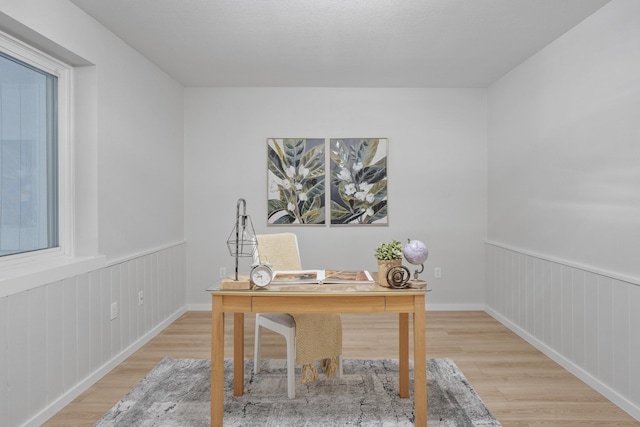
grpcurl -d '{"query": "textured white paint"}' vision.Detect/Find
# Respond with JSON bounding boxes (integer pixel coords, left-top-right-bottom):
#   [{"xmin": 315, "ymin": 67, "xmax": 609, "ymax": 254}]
[
  {"xmin": 597, "ymin": 276, "xmax": 614, "ymax": 386},
  {"xmin": 67, "ymin": 0, "xmax": 609, "ymax": 87},
  {"xmin": 0, "ymin": 245, "xmax": 186, "ymax": 427},
  {"xmin": 487, "ymin": 0, "xmax": 640, "ymax": 281},
  {"xmin": 630, "ymin": 285, "xmax": 640, "ymax": 404},
  {"xmin": 0, "ymin": 3, "xmax": 187, "ymax": 425},
  {"xmin": 184, "ymin": 87, "xmax": 487, "ymax": 307},
  {"xmin": 61, "ymin": 277, "xmax": 78, "ymax": 392},
  {"xmin": 45, "ymin": 281, "xmax": 64, "ymax": 405},
  {"xmin": 486, "ymin": 4, "xmax": 640, "ymax": 419},
  {"xmin": 486, "ymin": 243, "xmax": 640, "ymax": 420},
  {"xmin": 0, "ymin": 0, "xmax": 185, "ymax": 263},
  {"xmin": 7, "ymin": 291, "xmax": 28, "ymax": 426},
  {"xmin": 0, "ymin": 297, "xmax": 6, "ymax": 427},
  {"xmin": 584, "ymin": 272, "xmax": 599, "ymax": 376},
  {"xmin": 612, "ymin": 281, "xmax": 630, "ymax": 396},
  {"xmin": 0, "ymin": 0, "xmax": 637, "ymax": 424},
  {"xmin": 28, "ymin": 287, "xmax": 47, "ymax": 416}
]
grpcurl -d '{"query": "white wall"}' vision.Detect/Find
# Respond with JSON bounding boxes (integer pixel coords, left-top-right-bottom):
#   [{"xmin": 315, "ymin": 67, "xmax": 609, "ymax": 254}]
[
  {"xmin": 487, "ymin": 0, "xmax": 640, "ymax": 420},
  {"xmin": 185, "ymin": 87, "xmax": 487, "ymax": 308},
  {"xmin": 0, "ymin": 0, "xmax": 185, "ymax": 261},
  {"xmin": 487, "ymin": 0, "xmax": 640, "ymax": 282},
  {"xmin": 96, "ymin": 50, "xmax": 185, "ymax": 259},
  {"xmin": 0, "ymin": 1, "xmax": 187, "ymax": 425},
  {"xmin": 0, "ymin": 245, "xmax": 186, "ymax": 427},
  {"xmin": 5, "ymin": 0, "xmax": 637, "ymax": 423},
  {"xmin": 486, "ymin": 244, "xmax": 640, "ymax": 420}
]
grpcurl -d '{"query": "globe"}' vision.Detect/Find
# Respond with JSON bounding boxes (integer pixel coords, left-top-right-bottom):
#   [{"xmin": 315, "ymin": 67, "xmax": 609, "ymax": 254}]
[{"xmin": 403, "ymin": 239, "xmax": 428, "ymax": 265}]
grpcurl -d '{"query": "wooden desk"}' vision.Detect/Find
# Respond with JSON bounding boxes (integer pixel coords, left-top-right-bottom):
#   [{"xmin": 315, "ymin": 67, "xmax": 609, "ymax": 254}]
[{"xmin": 209, "ymin": 282, "xmax": 427, "ymax": 426}]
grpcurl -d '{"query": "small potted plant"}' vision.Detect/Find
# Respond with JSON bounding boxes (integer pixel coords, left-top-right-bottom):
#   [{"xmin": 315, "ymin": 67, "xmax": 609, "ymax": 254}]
[{"xmin": 375, "ymin": 240, "xmax": 403, "ymax": 287}]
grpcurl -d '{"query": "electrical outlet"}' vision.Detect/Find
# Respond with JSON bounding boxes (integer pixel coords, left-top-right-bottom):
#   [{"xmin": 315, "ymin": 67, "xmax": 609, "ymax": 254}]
[
  {"xmin": 110, "ymin": 302, "xmax": 118, "ymax": 320},
  {"xmin": 219, "ymin": 267, "xmax": 226, "ymax": 278},
  {"xmin": 138, "ymin": 290, "xmax": 144, "ymax": 306},
  {"xmin": 434, "ymin": 267, "xmax": 442, "ymax": 279}
]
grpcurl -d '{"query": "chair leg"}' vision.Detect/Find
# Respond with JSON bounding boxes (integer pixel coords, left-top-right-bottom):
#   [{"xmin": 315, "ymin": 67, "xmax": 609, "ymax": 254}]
[
  {"xmin": 286, "ymin": 328, "xmax": 296, "ymax": 399},
  {"xmin": 254, "ymin": 323, "xmax": 262, "ymax": 374},
  {"xmin": 337, "ymin": 355, "xmax": 343, "ymax": 378}
]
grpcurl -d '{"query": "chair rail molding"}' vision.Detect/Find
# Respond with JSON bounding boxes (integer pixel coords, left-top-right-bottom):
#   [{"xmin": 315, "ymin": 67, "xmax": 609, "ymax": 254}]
[
  {"xmin": 485, "ymin": 242, "xmax": 640, "ymax": 422},
  {"xmin": 0, "ymin": 243, "xmax": 187, "ymax": 427}
]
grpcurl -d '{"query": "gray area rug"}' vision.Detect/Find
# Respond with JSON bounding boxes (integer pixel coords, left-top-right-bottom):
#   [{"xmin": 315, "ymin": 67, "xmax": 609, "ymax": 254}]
[{"xmin": 94, "ymin": 357, "xmax": 500, "ymax": 426}]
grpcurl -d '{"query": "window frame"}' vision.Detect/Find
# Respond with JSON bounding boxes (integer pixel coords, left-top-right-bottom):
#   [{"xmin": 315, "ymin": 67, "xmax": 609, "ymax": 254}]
[{"xmin": 0, "ymin": 30, "xmax": 73, "ymax": 266}]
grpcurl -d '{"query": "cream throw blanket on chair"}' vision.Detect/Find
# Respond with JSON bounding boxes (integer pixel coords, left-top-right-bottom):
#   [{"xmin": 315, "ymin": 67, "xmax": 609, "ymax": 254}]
[{"xmin": 256, "ymin": 233, "xmax": 342, "ymax": 384}]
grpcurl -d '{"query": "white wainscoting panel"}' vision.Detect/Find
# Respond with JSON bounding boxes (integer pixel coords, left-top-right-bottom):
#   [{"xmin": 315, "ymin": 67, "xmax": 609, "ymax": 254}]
[
  {"xmin": 485, "ymin": 242, "xmax": 640, "ymax": 421},
  {"xmin": 0, "ymin": 243, "xmax": 187, "ymax": 427}
]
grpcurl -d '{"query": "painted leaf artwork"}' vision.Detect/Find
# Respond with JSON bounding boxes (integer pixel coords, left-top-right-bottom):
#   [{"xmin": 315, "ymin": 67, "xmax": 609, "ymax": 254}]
[
  {"xmin": 267, "ymin": 138, "xmax": 325, "ymax": 225},
  {"xmin": 330, "ymin": 138, "xmax": 388, "ymax": 225}
]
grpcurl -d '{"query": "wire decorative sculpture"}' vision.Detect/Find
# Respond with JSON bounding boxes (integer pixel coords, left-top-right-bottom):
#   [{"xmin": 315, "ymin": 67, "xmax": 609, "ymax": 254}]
[{"xmin": 226, "ymin": 198, "xmax": 257, "ymax": 280}]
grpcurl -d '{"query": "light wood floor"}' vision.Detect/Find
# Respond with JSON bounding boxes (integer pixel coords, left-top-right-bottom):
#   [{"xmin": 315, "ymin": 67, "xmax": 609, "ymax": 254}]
[{"xmin": 43, "ymin": 311, "xmax": 639, "ymax": 426}]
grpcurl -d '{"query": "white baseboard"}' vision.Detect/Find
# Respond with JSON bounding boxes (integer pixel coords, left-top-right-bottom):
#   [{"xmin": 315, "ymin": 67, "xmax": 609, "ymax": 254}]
[
  {"xmin": 427, "ymin": 303, "xmax": 485, "ymax": 311},
  {"xmin": 188, "ymin": 303, "xmax": 212, "ymax": 311},
  {"xmin": 27, "ymin": 306, "xmax": 188, "ymax": 427},
  {"xmin": 486, "ymin": 307, "xmax": 640, "ymax": 422}
]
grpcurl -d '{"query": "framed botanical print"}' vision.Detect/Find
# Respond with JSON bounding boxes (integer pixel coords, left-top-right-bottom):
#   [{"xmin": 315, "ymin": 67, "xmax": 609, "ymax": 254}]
[
  {"xmin": 329, "ymin": 138, "xmax": 388, "ymax": 225},
  {"xmin": 267, "ymin": 138, "xmax": 325, "ymax": 225}
]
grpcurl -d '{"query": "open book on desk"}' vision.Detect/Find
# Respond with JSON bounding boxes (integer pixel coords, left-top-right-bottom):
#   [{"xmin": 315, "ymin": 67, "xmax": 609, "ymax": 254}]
[{"xmin": 271, "ymin": 269, "xmax": 374, "ymax": 285}]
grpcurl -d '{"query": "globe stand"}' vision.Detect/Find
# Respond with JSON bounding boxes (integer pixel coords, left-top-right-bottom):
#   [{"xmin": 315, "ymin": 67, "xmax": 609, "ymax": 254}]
[
  {"xmin": 408, "ymin": 264, "xmax": 427, "ymax": 289},
  {"xmin": 408, "ymin": 279, "xmax": 427, "ymax": 289}
]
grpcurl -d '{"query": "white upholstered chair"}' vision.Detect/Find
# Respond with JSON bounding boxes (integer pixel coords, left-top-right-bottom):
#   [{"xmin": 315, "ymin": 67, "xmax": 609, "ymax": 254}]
[
  {"xmin": 253, "ymin": 232, "xmax": 342, "ymax": 399},
  {"xmin": 253, "ymin": 233, "xmax": 301, "ymax": 399}
]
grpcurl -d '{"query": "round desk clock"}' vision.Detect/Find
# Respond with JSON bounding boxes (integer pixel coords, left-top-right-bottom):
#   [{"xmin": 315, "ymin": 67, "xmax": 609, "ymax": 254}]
[{"xmin": 250, "ymin": 263, "xmax": 273, "ymax": 289}]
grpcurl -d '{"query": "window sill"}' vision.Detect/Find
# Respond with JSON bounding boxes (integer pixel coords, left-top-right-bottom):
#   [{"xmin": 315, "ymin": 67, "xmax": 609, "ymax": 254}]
[{"xmin": 0, "ymin": 254, "xmax": 106, "ymax": 298}]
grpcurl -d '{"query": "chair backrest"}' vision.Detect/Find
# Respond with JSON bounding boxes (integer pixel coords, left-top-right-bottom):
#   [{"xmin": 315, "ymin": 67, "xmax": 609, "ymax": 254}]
[{"xmin": 255, "ymin": 233, "xmax": 302, "ymax": 270}]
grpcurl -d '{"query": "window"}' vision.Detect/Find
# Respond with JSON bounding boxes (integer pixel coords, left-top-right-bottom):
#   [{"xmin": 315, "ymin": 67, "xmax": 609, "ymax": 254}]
[{"xmin": 0, "ymin": 32, "xmax": 70, "ymax": 260}]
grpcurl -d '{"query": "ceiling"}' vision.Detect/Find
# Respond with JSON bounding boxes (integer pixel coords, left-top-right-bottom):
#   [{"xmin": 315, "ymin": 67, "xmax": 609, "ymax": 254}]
[{"xmin": 68, "ymin": 0, "xmax": 610, "ymax": 88}]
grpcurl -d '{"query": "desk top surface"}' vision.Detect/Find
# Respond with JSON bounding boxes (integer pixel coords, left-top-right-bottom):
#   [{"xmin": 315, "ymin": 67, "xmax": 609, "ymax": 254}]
[{"xmin": 207, "ymin": 281, "xmax": 428, "ymax": 296}]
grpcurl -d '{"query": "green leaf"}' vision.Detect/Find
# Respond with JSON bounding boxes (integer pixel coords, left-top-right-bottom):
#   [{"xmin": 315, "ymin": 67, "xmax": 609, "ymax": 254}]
[
  {"xmin": 283, "ymin": 139, "xmax": 305, "ymax": 168},
  {"xmin": 267, "ymin": 199, "xmax": 287, "ymax": 218},
  {"xmin": 343, "ymin": 208, "xmax": 366, "ymax": 223},
  {"xmin": 361, "ymin": 139, "xmax": 380, "ymax": 166},
  {"xmin": 369, "ymin": 179, "xmax": 386, "ymax": 194},
  {"xmin": 375, "ymin": 238, "xmax": 401, "ymax": 259},
  {"xmin": 301, "ymin": 193, "xmax": 324, "ymax": 217},
  {"xmin": 273, "ymin": 214, "xmax": 296, "ymax": 224},
  {"xmin": 329, "ymin": 140, "xmax": 349, "ymax": 169},
  {"xmin": 366, "ymin": 201, "xmax": 388, "ymax": 223},
  {"xmin": 330, "ymin": 200, "xmax": 350, "ymax": 215},
  {"xmin": 303, "ymin": 178, "xmax": 325, "ymax": 200},
  {"xmin": 370, "ymin": 155, "xmax": 387, "ymax": 169},
  {"xmin": 301, "ymin": 145, "xmax": 325, "ymax": 178},
  {"xmin": 355, "ymin": 165, "xmax": 387, "ymax": 185},
  {"xmin": 268, "ymin": 143, "xmax": 288, "ymax": 181},
  {"xmin": 330, "ymin": 200, "xmax": 353, "ymax": 223},
  {"xmin": 301, "ymin": 201, "xmax": 324, "ymax": 224}
]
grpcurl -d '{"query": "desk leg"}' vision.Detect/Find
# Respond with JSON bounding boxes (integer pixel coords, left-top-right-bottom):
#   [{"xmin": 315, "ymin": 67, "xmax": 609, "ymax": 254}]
[
  {"xmin": 234, "ymin": 313, "xmax": 245, "ymax": 396},
  {"xmin": 211, "ymin": 296, "xmax": 224, "ymax": 427},
  {"xmin": 399, "ymin": 313, "xmax": 409, "ymax": 398},
  {"xmin": 413, "ymin": 295, "xmax": 427, "ymax": 427}
]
